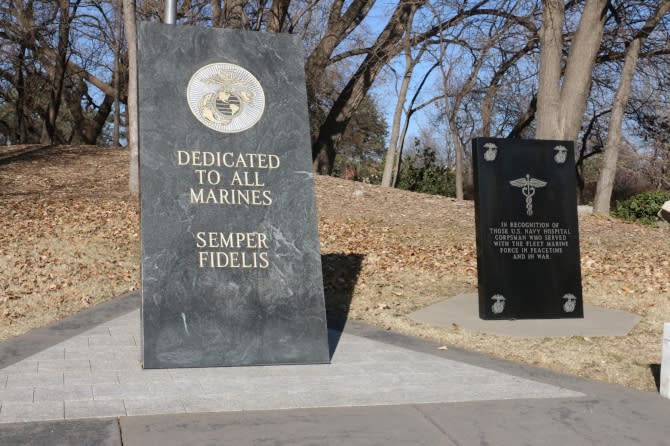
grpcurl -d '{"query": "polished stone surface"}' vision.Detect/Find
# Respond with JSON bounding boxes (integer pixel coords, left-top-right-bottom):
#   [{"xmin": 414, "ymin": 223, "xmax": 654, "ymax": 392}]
[
  {"xmin": 137, "ymin": 23, "xmax": 328, "ymax": 367},
  {"xmin": 472, "ymin": 138, "xmax": 583, "ymax": 320}
]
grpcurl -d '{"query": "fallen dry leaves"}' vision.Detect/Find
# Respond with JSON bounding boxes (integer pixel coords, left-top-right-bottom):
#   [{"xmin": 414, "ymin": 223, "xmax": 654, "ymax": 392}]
[
  {"xmin": 0, "ymin": 146, "xmax": 140, "ymax": 339},
  {"xmin": 1, "ymin": 145, "xmax": 669, "ymax": 392}
]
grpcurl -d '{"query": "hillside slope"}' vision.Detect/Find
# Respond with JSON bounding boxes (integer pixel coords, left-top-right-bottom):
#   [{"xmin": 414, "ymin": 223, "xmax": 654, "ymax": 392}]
[{"xmin": 1, "ymin": 145, "xmax": 669, "ymax": 391}]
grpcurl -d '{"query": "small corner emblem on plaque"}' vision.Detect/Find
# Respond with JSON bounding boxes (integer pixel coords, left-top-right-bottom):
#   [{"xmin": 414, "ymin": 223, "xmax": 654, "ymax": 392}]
[
  {"xmin": 186, "ymin": 63, "xmax": 265, "ymax": 133},
  {"xmin": 491, "ymin": 294, "xmax": 506, "ymax": 314},
  {"xmin": 554, "ymin": 145, "xmax": 568, "ymax": 164},
  {"xmin": 562, "ymin": 294, "xmax": 577, "ymax": 313},
  {"xmin": 483, "ymin": 142, "xmax": 498, "ymax": 162}
]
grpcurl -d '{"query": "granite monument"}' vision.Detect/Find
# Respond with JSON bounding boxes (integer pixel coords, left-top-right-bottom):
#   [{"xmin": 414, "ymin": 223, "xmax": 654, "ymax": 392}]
[
  {"xmin": 472, "ymin": 138, "xmax": 583, "ymax": 320},
  {"xmin": 138, "ymin": 23, "xmax": 330, "ymax": 368}
]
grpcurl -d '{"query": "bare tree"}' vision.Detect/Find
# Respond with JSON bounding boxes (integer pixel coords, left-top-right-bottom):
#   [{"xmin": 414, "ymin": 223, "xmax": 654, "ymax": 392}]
[
  {"xmin": 391, "ymin": 66, "xmax": 442, "ymax": 187},
  {"xmin": 592, "ymin": 1, "xmax": 670, "ymax": 214},
  {"xmin": 113, "ymin": 0, "xmax": 123, "ymax": 147},
  {"xmin": 304, "ymin": 0, "xmax": 377, "ymax": 142},
  {"xmin": 42, "ymin": 0, "xmax": 81, "ymax": 144},
  {"xmin": 381, "ymin": 6, "xmax": 424, "ymax": 188},
  {"xmin": 441, "ymin": 21, "xmax": 499, "ymax": 199},
  {"xmin": 536, "ymin": 0, "xmax": 609, "ymax": 141},
  {"xmin": 311, "ymin": 0, "xmax": 425, "ymax": 174},
  {"xmin": 312, "ymin": 0, "xmax": 495, "ymax": 174}
]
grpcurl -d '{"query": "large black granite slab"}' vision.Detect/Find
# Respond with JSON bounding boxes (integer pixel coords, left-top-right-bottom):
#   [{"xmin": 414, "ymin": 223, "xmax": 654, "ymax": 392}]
[
  {"xmin": 137, "ymin": 23, "xmax": 329, "ymax": 368},
  {"xmin": 472, "ymin": 138, "xmax": 583, "ymax": 320}
]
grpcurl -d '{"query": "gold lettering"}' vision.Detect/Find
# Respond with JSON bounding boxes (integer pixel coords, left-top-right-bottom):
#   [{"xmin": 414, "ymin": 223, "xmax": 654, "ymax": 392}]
[
  {"xmin": 205, "ymin": 189, "xmax": 216, "ymax": 203},
  {"xmin": 197, "ymin": 250, "xmax": 270, "ymax": 269},
  {"xmin": 196, "ymin": 232, "xmax": 207, "ymax": 248},
  {"xmin": 263, "ymin": 190, "xmax": 272, "ymax": 205},
  {"xmin": 218, "ymin": 188, "xmax": 229, "ymax": 203},
  {"xmin": 258, "ymin": 252, "xmax": 269, "ymax": 268},
  {"xmin": 177, "ymin": 150, "xmax": 280, "ymax": 169},
  {"xmin": 191, "ymin": 151, "xmax": 202, "ymax": 165},
  {"xmin": 238, "ymin": 189, "xmax": 250, "ymax": 205},
  {"xmin": 258, "ymin": 233, "xmax": 268, "ymax": 248},
  {"xmin": 202, "ymin": 151, "xmax": 215, "ymax": 166},
  {"xmin": 231, "ymin": 171, "xmax": 242, "ymax": 186},
  {"xmin": 235, "ymin": 153, "xmax": 248, "ymax": 168},
  {"xmin": 190, "ymin": 188, "xmax": 204, "ymax": 203},
  {"xmin": 177, "ymin": 150, "xmax": 190, "ymax": 165}
]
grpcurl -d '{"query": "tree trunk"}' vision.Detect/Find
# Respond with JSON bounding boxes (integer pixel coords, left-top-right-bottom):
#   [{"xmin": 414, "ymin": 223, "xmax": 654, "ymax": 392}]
[
  {"xmin": 391, "ymin": 109, "xmax": 413, "ymax": 188},
  {"xmin": 535, "ymin": 0, "xmax": 563, "ymax": 139},
  {"xmin": 481, "ymin": 83, "xmax": 497, "ymax": 138},
  {"xmin": 536, "ymin": 0, "xmax": 608, "ymax": 142},
  {"xmin": 267, "ymin": 0, "xmax": 290, "ymax": 32},
  {"xmin": 124, "ymin": 0, "xmax": 140, "ymax": 194},
  {"xmin": 42, "ymin": 0, "xmax": 76, "ymax": 144},
  {"xmin": 390, "ymin": 63, "xmax": 439, "ymax": 186},
  {"xmin": 223, "ymin": 0, "xmax": 247, "ymax": 29},
  {"xmin": 558, "ymin": 0, "xmax": 608, "ymax": 141},
  {"xmin": 593, "ymin": 1, "xmax": 670, "ymax": 214},
  {"xmin": 381, "ymin": 58, "xmax": 413, "ymax": 187},
  {"xmin": 14, "ymin": 46, "xmax": 27, "ymax": 143},
  {"xmin": 441, "ymin": 35, "xmax": 489, "ymax": 200},
  {"xmin": 449, "ymin": 119, "xmax": 463, "ymax": 200},
  {"xmin": 381, "ymin": 8, "xmax": 417, "ymax": 187},
  {"xmin": 210, "ymin": 0, "xmax": 223, "ymax": 27},
  {"xmin": 113, "ymin": 0, "xmax": 122, "ymax": 146},
  {"xmin": 304, "ymin": 0, "xmax": 376, "ymax": 145},
  {"xmin": 64, "ymin": 74, "xmax": 114, "ymax": 144}
]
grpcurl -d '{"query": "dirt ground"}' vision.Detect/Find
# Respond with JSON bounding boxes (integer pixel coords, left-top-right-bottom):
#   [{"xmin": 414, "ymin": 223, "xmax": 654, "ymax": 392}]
[{"xmin": 1, "ymin": 145, "xmax": 669, "ymax": 392}]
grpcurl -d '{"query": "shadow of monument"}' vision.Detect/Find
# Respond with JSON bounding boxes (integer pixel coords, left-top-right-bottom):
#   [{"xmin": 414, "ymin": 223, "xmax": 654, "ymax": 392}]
[
  {"xmin": 650, "ymin": 363, "xmax": 661, "ymax": 391},
  {"xmin": 321, "ymin": 253, "xmax": 364, "ymax": 359}
]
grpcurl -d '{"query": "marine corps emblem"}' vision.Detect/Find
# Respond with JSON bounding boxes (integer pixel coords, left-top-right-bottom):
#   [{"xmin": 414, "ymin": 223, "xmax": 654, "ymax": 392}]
[{"xmin": 186, "ymin": 63, "xmax": 265, "ymax": 133}]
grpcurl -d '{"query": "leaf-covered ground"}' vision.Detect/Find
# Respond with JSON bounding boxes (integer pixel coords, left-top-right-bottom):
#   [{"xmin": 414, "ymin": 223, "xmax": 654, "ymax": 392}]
[{"xmin": 1, "ymin": 145, "xmax": 669, "ymax": 392}]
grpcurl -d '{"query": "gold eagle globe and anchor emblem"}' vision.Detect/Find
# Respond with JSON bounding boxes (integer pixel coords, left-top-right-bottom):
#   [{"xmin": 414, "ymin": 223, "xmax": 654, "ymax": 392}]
[{"xmin": 186, "ymin": 63, "xmax": 265, "ymax": 133}]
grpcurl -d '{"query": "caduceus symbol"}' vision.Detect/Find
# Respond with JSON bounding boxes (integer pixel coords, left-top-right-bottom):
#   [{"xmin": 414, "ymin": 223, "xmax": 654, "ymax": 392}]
[{"xmin": 509, "ymin": 174, "xmax": 547, "ymax": 216}]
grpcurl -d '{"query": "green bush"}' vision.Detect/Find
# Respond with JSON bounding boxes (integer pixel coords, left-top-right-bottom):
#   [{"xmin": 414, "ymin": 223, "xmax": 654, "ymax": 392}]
[
  {"xmin": 611, "ymin": 190, "xmax": 670, "ymax": 225},
  {"xmin": 396, "ymin": 146, "xmax": 455, "ymax": 197}
]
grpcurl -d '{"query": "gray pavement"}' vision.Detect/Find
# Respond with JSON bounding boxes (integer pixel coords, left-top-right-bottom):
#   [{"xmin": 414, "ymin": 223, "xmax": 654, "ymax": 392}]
[{"xmin": 0, "ymin": 292, "xmax": 669, "ymax": 445}]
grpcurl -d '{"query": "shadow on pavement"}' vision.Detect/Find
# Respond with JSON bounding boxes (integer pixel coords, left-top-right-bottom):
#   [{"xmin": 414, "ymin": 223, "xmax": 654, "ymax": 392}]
[
  {"xmin": 649, "ymin": 363, "xmax": 661, "ymax": 391},
  {"xmin": 322, "ymin": 253, "xmax": 364, "ymax": 359}
]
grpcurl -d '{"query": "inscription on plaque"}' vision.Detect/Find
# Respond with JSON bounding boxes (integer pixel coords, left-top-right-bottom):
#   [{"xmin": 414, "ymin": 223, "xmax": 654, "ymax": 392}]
[
  {"xmin": 472, "ymin": 138, "xmax": 583, "ymax": 320},
  {"xmin": 138, "ymin": 23, "xmax": 329, "ymax": 368}
]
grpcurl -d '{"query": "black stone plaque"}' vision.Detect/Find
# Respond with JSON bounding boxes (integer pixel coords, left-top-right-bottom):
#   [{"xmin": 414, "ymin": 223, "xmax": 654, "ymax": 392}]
[
  {"xmin": 472, "ymin": 138, "xmax": 583, "ymax": 320},
  {"xmin": 138, "ymin": 23, "xmax": 329, "ymax": 368}
]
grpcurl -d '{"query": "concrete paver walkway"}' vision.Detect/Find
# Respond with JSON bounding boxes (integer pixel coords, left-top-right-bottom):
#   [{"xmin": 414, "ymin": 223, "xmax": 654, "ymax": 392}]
[
  {"xmin": 0, "ymin": 292, "xmax": 669, "ymax": 445},
  {"xmin": 0, "ymin": 308, "xmax": 580, "ymax": 423}
]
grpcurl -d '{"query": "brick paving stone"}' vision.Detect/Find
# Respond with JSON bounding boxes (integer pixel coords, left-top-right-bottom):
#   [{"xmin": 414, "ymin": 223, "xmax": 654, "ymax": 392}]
[
  {"xmin": 65, "ymin": 399, "xmax": 126, "ymax": 419},
  {"xmin": 0, "ymin": 401, "xmax": 63, "ymax": 423}
]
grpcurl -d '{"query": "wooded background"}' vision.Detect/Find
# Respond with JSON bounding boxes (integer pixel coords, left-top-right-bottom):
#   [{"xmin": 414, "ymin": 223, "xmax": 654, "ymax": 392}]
[{"xmin": 1, "ymin": 0, "xmax": 669, "ymax": 213}]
